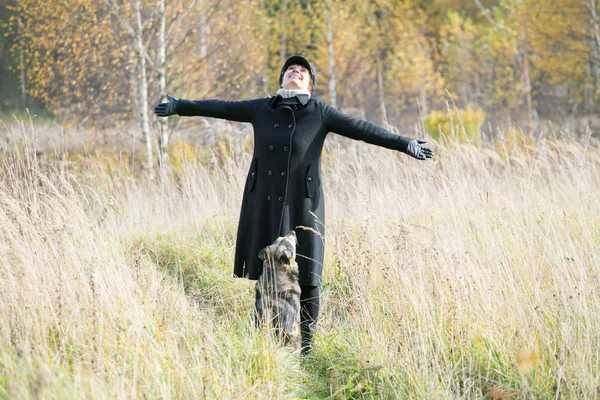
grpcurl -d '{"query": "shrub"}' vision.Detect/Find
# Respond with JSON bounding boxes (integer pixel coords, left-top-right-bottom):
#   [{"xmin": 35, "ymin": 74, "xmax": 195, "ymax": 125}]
[{"xmin": 425, "ymin": 106, "xmax": 485, "ymax": 146}]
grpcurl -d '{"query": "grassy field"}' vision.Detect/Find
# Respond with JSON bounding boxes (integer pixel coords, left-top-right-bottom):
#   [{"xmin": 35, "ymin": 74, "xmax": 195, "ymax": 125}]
[{"xmin": 0, "ymin": 120, "xmax": 599, "ymax": 399}]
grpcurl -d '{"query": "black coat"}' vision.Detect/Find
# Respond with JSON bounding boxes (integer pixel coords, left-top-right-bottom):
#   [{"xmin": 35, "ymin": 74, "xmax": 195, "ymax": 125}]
[{"xmin": 176, "ymin": 95, "xmax": 412, "ymax": 286}]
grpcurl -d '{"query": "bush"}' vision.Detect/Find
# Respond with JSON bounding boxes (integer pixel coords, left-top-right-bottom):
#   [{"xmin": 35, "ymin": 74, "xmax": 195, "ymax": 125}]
[{"xmin": 425, "ymin": 106, "xmax": 485, "ymax": 146}]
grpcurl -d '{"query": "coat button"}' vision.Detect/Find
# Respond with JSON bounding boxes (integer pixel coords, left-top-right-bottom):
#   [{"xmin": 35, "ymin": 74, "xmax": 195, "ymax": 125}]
[
  {"xmin": 267, "ymin": 196, "xmax": 272, "ymax": 201},
  {"xmin": 307, "ymin": 177, "xmax": 313, "ymax": 182},
  {"xmin": 281, "ymin": 171, "xmax": 286, "ymax": 177},
  {"xmin": 283, "ymin": 146, "xmax": 289, "ymax": 152},
  {"xmin": 268, "ymin": 170, "xmax": 273, "ymax": 176},
  {"xmin": 269, "ymin": 145, "xmax": 274, "ymax": 150},
  {"xmin": 274, "ymin": 123, "xmax": 279, "ymax": 128},
  {"xmin": 251, "ymin": 172, "xmax": 255, "ymax": 177},
  {"xmin": 278, "ymin": 196, "xmax": 284, "ymax": 202},
  {"xmin": 288, "ymin": 124, "xmax": 293, "ymax": 128}
]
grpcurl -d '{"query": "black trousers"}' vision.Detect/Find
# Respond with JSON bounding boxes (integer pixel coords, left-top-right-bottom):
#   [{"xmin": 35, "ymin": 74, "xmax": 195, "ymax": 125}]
[{"xmin": 254, "ymin": 285, "xmax": 320, "ymax": 330}]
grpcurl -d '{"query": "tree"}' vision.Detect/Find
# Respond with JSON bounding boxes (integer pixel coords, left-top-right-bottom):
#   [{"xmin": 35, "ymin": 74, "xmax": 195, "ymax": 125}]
[
  {"xmin": 6, "ymin": 0, "xmax": 600, "ymax": 139},
  {"xmin": 385, "ymin": 6, "xmax": 444, "ymax": 118},
  {"xmin": 11, "ymin": 0, "xmax": 132, "ymax": 121},
  {"xmin": 0, "ymin": 1, "xmax": 22, "ymax": 111},
  {"xmin": 106, "ymin": 0, "xmax": 202, "ymax": 172},
  {"xmin": 518, "ymin": 0, "xmax": 596, "ymax": 119}
]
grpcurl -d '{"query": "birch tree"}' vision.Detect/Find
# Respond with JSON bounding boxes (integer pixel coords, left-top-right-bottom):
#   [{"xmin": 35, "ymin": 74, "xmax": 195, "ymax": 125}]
[
  {"xmin": 107, "ymin": 0, "xmax": 201, "ymax": 173},
  {"xmin": 157, "ymin": 0, "xmax": 169, "ymax": 170},
  {"xmin": 104, "ymin": 0, "xmax": 154, "ymax": 172},
  {"xmin": 156, "ymin": 0, "xmax": 200, "ymax": 170},
  {"xmin": 134, "ymin": 0, "xmax": 153, "ymax": 173}
]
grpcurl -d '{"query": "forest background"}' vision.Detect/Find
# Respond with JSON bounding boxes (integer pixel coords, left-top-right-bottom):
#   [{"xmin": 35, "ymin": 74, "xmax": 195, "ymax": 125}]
[{"xmin": 2, "ymin": 0, "xmax": 600, "ymax": 169}]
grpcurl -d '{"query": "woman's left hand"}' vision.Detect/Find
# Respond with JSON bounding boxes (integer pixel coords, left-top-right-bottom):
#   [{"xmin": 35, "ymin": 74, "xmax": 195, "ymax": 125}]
[{"xmin": 406, "ymin": 139, "xmax": 434, "ymax": 160}]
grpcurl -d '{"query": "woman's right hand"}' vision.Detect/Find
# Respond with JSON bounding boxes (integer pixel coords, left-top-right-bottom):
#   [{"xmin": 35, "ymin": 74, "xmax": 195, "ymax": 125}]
[{"xmin": 154, "ymin": 94, "xmax": 178, "ymax": 117}]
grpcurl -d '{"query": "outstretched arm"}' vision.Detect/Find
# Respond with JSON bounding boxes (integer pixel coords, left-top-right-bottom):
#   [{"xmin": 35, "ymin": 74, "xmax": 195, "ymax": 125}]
[
  {"xmin": 322, "ymin": 103, "xmax": 433, "ymax": 160},
  {"xmin": 154, "ymin": 94, "xmax": 268, "ymax": 123}
]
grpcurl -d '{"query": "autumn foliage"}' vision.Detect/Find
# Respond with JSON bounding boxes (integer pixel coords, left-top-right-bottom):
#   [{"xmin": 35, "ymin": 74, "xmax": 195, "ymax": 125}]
[{"xmin": 2, "ymin": 0, "xmax": 600, "ymax": 136}]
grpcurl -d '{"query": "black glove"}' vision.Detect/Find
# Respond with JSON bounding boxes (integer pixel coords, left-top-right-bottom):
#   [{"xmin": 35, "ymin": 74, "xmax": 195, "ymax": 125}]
[
  {"xmin": 406, "ymin": 139, "xmax": 434, "ymax": 160},
  {"xmin": 154, "ymin": 94, "xmax": 178, "ymax": 117}
]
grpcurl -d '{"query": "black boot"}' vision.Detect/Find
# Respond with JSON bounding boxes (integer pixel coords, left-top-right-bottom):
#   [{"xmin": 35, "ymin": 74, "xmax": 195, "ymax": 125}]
[
  {"xmin": 300, "ymin": 320, "xmax": 317, "ymax": 355},
  {"xmin": 299, "ymin": 285, "xmax": 320, "ymax": 355}
]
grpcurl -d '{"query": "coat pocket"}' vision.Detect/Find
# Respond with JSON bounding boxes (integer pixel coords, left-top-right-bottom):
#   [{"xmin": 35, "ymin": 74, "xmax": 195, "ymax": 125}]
[
  {"xmin": 246, "ymin": 158, "xmax": 258, "ymax": 192},
  {"xmin": 305, "ymin": 164, "xmax": 315, "ymax": 198}
]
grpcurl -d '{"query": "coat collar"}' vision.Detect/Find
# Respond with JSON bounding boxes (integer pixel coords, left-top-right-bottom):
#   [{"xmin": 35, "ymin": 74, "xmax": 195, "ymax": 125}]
[{"xmin": 269, "ymin": 94, "xmax": 310, "ymax": 109}]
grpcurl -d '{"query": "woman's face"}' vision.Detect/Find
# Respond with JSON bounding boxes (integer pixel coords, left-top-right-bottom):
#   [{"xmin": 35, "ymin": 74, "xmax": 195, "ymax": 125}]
[{"xmin": 281, "ymin": 64, "xmax": 312, "ymax": 91}]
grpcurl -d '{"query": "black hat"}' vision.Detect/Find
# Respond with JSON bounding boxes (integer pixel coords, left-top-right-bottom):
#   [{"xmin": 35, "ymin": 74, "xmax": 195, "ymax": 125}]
[{"xmin": 279, "ymin": 55, "xmax": 317, "ymax": 90}]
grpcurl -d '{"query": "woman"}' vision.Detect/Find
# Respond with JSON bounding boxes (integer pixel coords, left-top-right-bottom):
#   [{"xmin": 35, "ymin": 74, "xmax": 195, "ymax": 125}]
[{"xmin": 154, "ymin": 55, "xmax": 433, "ymax": 353}]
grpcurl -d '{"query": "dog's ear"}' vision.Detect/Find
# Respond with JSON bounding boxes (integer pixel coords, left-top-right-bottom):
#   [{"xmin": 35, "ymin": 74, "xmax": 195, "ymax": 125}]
[{"xmin": 258, "ymin": 247, "xmax": 270, "ymax": 261}]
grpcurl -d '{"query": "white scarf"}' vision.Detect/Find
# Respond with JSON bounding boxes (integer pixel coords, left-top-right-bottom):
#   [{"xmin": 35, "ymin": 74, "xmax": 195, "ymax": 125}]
[{"xmin": 277, "ymin": 88, "xmax": 311, "ymax": 99}]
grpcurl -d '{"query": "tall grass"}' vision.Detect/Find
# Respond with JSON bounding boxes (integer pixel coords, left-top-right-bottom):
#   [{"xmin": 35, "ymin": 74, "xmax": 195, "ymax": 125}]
[{"xmin": 0, "ymin": 120, "xmax": 598, "ymax": 398}]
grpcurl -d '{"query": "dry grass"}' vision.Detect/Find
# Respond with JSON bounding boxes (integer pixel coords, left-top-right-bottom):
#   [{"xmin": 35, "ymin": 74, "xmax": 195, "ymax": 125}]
[{"xmin": 0, "ymin": 120, "xmax": 599, "ymax": 399}]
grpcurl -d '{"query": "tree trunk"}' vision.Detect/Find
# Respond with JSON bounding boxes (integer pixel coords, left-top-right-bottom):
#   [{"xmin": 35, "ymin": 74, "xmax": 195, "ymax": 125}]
[
  {"xmin": 522, "ymin": 52, "xmax": 534, "ymax": 135},
  {"xmin": 130, "ymin": 48, "xmax": 140, "ymax": 113},
  {"xmin": 135, "ymin": 0, "xmax": 153, "ymax": 175},
  {"xmin": 17, "ymin": 2, "xmax": 27, "ymax": 109},
  {"xmin": 417, "ymin": 42, "xmax": 427, "ymax": 118},
  {"xmin": 376, "ymin": 56, "xmax": 387, "ymax": 126},
  {"xmin": 419, "ymin": 83, "xmax": 427, "ymax": 118},
  {"xmin": 157, "ymin": 0, "xmax": 169, "ymax": 172},
  {"xmin": 259, "ymin": 0, "xmax": 270, "ymax": 94},
  {"xmin": 19, "ymin": 37, "xmax": 26, "ymax": 109},
  {"xmin": 587, "ymin": 0, "xmax": 600, "ymax": 105},
  {"xmin": 199, "ymin": 0, "xmax": 207, "ymax": 58},
  {"xmin": 264, "ymin": 42, "xmax": 270, "ymax": 94},
  {"xmin": 326, "ymin": 6, "xmax": 337, "ymax": 108},
  {"xmin": 280, "ymin": 0, "xmax": 287, "ymax": 62}
]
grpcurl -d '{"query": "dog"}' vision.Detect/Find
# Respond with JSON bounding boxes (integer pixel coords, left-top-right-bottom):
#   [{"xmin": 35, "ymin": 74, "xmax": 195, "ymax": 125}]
[{"xmin": 255, "ymin": 230, "xmax": 301, "ymax": 347}]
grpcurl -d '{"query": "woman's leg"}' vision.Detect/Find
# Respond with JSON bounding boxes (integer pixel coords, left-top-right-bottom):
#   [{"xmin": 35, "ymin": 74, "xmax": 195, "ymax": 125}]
[{"xmin": 299, "ymin": 285, "xmax": 320, "ymax": 354}]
